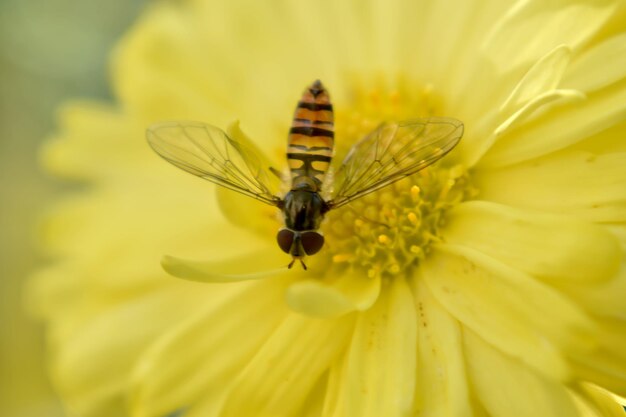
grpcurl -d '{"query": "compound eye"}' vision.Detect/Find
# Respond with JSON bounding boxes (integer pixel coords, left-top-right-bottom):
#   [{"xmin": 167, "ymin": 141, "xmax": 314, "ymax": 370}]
[
  {"xmin": 300, "ymin": 231, "xmax": 325, "ymax": 255},
  {"xmin": 276, "ymin": 229, "xmax": 295, "ymax": 254}
]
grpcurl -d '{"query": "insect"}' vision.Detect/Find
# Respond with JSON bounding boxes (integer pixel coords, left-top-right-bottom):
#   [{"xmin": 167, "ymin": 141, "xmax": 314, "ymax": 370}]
[{"xmin": 147, "ymin": 80, "xmax": 463, "ymax": 269}]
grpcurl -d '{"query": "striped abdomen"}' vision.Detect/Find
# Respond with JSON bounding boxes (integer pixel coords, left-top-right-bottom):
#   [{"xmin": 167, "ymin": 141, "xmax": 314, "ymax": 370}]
[{"xmin": 287, "ymin": 80, "xmax": 334, "ymax": 191}]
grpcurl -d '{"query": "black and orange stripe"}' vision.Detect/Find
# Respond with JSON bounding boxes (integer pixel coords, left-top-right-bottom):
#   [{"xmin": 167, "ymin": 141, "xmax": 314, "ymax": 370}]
[{"xmin": 287, "ymin": 80, "xmax": 335, "ymax": 191}]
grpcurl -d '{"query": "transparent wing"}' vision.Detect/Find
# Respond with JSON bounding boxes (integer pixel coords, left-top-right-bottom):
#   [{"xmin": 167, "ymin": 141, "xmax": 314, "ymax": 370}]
[
  {"xmin": 329, "ymin": 117, "xmax": 463, "ymax": 209},
  {"xmin": 147, "ymin": 121, "xmax": 281, "ymax": 206}
]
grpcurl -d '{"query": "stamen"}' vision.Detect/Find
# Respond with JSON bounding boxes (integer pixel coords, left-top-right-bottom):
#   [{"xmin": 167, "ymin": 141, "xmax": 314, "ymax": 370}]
[{"xmin": 319, "ymin": 81, "xmax": 473, "ymax": 278}]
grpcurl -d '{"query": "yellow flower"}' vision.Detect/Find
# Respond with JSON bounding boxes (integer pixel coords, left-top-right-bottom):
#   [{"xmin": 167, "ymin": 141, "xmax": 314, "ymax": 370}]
[{"xmin": 29, "ymin": 0, "xmax": 626, "ymax": 416}]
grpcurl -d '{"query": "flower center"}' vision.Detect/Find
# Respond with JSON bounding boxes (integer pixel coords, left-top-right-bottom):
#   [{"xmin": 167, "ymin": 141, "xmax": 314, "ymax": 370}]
[{"xmin": 320, "ymin": 79, "xmax": 474, "ymax": 278}]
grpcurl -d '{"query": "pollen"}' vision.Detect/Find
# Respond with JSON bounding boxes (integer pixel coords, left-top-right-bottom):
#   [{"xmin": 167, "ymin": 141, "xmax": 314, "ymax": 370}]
[{"xmin": 321, "ymin": 80, "xmax": 474, "ymax": 279}]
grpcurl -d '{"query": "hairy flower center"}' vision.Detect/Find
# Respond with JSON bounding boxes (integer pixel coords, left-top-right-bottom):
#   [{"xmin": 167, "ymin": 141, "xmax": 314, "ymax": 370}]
[{"xmin": 320, "ymin": 81, "xmax": 473, "ymax": 278}]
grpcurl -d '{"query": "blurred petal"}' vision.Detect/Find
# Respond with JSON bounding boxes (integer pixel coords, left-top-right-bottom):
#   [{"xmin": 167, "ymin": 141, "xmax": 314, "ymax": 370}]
[
  {"xmin": 558, "ymin": 260, "xmax": 626, "ymax": 319},
  {"xmin": 475, "ymin": 151, "xmax": 626, "ymax": 221},
  {"xmin": 218, "ymin": 313, "xmax": 355, "ymax": 417},
  {"xmin": 464, "ymin": 329, "xmax": 579, "ymax": 417},
  {"xmin": 482, "ymin": 0, "xmax": 616, "ymax": 72},
  {"xmin": 571, "ymin": 321, "xmax": 626, "ymax": 396},
  {"xmin": 286, "ymin": 270, "xmax": 381, "ymax": 318},
  {"xmin": 478, "ymin": 85, "xmax": 626, "ymax": 167},
  {"xmin": 500, "ymin": 45, "xmax": 571, "ymax": 115},
  {"xmin": 215, "ymin": 121, "xmax": 284, "ymax": 236},
  {"xmin": 572, "ymin": 383, "xmax": 626, "ymax": 417},
  {"xmin": 442, "ymin": 201, "xmax": 621, "ymax": 283},
  {"xmin": 131, "ymin": 279, "xmax": 289, "ymax": 417},
  {"xmin": 494, "ymin": 89, "xmax": 585, "ymax": 137},
  {"xmin": 563, "ymin": 33, "xmax": 626, "ymax": 92},
  {"xmin": 569, "ymin": 119, "xmax": 626, "ymax": 154},
  {"xmin": 41, "ymin": 103, "xmax": 147, "ymax": 181},
  {"xmin": 286, "ymin": 280, "xmax": 356, "ymax": 318},
  {"xmin": 51, "ymin": 285, "xmax": 211, "ymax": 417},
  {"xmin": 112, "ymin": 3, "xmax": 236, "ymax": 124},
  {"xmin": 162, "ymin": 246, "xmax": 289, "ymax": 283}
]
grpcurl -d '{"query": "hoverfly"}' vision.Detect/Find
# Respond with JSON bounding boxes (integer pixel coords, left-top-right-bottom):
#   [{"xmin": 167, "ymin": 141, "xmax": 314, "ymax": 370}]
[{"xmin": 147, "ymin": 80, "xmax": 463, "ymax": 269}]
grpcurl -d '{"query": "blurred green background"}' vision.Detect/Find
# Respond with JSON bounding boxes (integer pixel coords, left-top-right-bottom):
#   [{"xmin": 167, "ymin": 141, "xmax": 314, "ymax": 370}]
[{"xmin": 0, "ymin": 1, "xmax": 146, "ymax": 415}]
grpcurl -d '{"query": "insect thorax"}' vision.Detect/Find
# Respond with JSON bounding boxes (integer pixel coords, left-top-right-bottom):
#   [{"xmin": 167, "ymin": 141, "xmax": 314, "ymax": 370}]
[{"xmin": 281, "ymin": 189, "xmax": 328, "ymax": 232}]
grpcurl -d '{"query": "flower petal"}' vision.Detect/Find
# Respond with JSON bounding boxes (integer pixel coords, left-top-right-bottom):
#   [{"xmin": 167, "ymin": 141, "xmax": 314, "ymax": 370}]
[
  {"xmin": 421, "ymin": 244, "xmax": 595, "ymax": 380},
  {"xmin": 215, "ymin": 121, "xmax": 284, "ymax": 236},
  {"xmin": 475, "ymin": 150, "xmax": 626, "ymax": 222},
  {"xmin": 494, "ymin": 89, "xmax": 585, "ymax": 137},
  {"xmin": 112, "ymin": 3, "xmax": 237, "ymax": 124},
  {"xmin": 412, "ymin": 280, "xmax": 472, "ymax": 416},
  {"xmin": 478, "ymin": 82, "xmax": 626, "ymax": 167},
  {"xmin": 570, "ymin": 320, "xmax": 626, "ymax": 396},
  {"xmin": 441, "ymin": 201, "xmax": 621, "ymax": 283},
  {"xmin": 464, "ymin": 329, "xmax": 579, "ymax": 417},
  {"xmin": 41, "ymin": 103, "xmax": 147, "ymax": 181},
  {"xmin": 286, "ymin": 280, "xmax": 355, "ymax": 318},
  {"xmin": 218, "ymin": 313, "xmax": 355, "ymax": 417},
  {"xmin": 161, "ymin": 246, "xmax": 290, "ymax": 283},
  {"xmin": 286, "ymin": 271, "xmax": 381, "ymax": 318},
  {"xmin": 481, "ymin": 0, "xmax": 617, "ymax": 72},
  {"xmin": 499, "ymin": 45, "xmax": 572, "ymax": 115},
  {"xmin": 50, "ymin": 284, "xmax": 212, "ymax": 417},
  {"xmin": 558, "ymin": 261, "xmax": 626, "ymax": 319},
  {"xmin": 336, "ymin": 277, "xmax": 417, "ymax": 417},
  {"xmin": 563, "ymin": 33, "xmax": 626, "ymax": 92},
  {"xmin": 572, "ymin": 383, "xmax": 626, "ymax": 417},
  {"xmin": 569, "ymin": 119, "xmax": 626, "ymax": 155},
  {"xmin": 215, "ymin": 186, "xmax": 283, "ymax": 238},
  {"xmin": 130, "ymin": 280, "xmax": 289, "ymax": 417}
]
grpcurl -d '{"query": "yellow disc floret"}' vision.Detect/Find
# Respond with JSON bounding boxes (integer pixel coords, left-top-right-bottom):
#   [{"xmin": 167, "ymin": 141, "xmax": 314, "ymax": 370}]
[{"xmin": 321, "ymin": 80, "xmax": 475, "ymax": 278}]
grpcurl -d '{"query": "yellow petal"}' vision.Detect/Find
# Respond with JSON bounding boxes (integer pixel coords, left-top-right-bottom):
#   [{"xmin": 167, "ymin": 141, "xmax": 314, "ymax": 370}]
[
  {"xmin": 482, "ymin": 0, "xmax": 616, "ymax": 72},
  {"xmin": 285, "ymin": 280, "xmax": 355, "ymax": 318},
  {"xmin": 572, "ymin": 383, "xmax": 626, "ymax": 417},
  {"xmin": 442, "ymin": 201, "xmax": 621, "ymax": 283},
  {"xmin": 475, "ymin": 150, "xmax": 626, "ymax": 222},
  {"xmin": 297, "ymin": 374, "xmax": 328, "ymax": 417},
  {"xmin": 51, "ymin": 285, "xmax": 211, "ymax": 417},
  {"xmin": 131, "ymin": 280, "xmax": 289, "ymax": 417},
  {"xmin": 215, "ymin": 121, "xmax": 285, "ymax": 236},
  {"xmin": 570, "ymin": 320, "xmax": 626, "ymax": 396},
  {"xmin": 412, "ymin": 280, "xmax": 472, "ymax": 417},
  {"xmin": 338, "ymin": 278, "xmax": 417, "ymax": 417},
  {"xmin": 161, "ymin": 245, "xmax": 290, "ymax": 283},
  {"xmin": 494, "ymin": 89, "xmax": 585, "ymax": 137},
  {"xmin": 478, "ymin": 84, "xmax": 626, "ymax": 167},
  {"xmin": 41, "ymin": 103, "xmax": 147, "ymax": 181},
  {"xmin": 112, "ymin": 3, "xmax": 236, "ymax": 124},
  {"xmin": 499, "ymin": 45, "xmax": 571, "ymax": 115},
  {"xmin": 218, "ymin": 313, "xmax": 355, "ymax": 417},
  {"xmin": 464, "ymin": 329, "xmax": 579, "ymax": 417},
  {"xmin": 569, "ymin": 118, "xmax": 626, "ymax": 154},
  {"xmin": 559, "ymin": 261, "xmax": 626, "ymax": 318},
  {"xmin": 321, "ymin": 354, "xmax": 347, "ymax": 417},
  {"xmin": 564, "ymin": 33, "xmax": 626, "ymax": 92},
  {"xmin": 421, "ymin": 244, "xmax": 595, "ymax": 380},
  {"xmin": 286, "ymin": 271, "xmax": 381, "ymax": 318}
]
